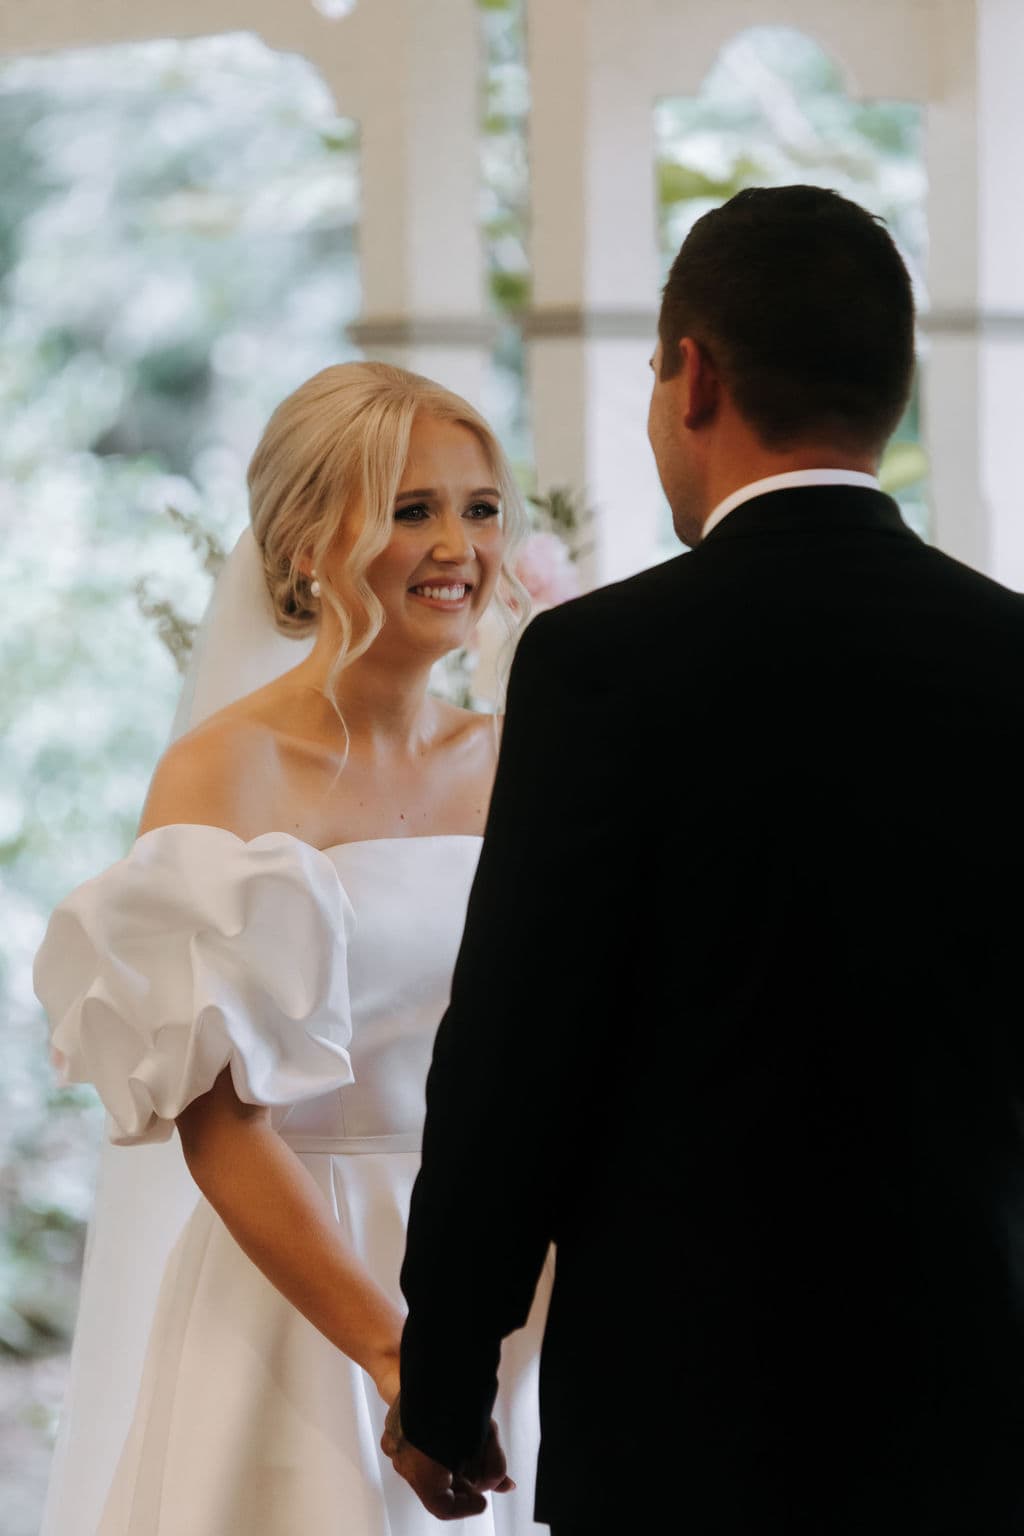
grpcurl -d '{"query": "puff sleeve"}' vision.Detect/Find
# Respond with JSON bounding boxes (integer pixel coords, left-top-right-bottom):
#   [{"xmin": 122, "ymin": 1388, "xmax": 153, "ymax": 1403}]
[{"xmin": 33, "ymin": 825, "xmax": 356, "ymax": 1146}]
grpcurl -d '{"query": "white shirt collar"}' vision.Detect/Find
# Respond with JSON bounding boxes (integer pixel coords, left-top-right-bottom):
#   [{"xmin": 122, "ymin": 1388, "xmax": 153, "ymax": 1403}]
[{"xmin": 701, "ymin": 469, "xmax": 882, "ymax": 542}]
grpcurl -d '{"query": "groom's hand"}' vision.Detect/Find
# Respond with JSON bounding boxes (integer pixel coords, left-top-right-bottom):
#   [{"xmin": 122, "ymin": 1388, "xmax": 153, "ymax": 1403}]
[{"xmin": 381, "ymin": 1394, "xmax": 515, "ymax": 1521}]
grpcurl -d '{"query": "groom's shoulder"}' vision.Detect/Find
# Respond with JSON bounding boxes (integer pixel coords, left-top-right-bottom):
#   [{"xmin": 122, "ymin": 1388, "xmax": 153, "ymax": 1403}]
[
  {"xmin": 915, "ymin": 542, "xmax": 1024, "ymax": 651},
  {"xmin": 924, "ymin": 541, "xmax": 1024, "ymax": 609},
  {"xmin": 529, "ymin": 551, "xmax": 694, "ymax": 641},
  {"xmin": 513, "ymin": 553, "xmax": 696, "ymax": 697}
]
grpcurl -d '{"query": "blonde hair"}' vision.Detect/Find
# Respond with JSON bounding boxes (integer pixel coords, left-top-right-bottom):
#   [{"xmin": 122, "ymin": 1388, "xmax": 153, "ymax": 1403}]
[{"xmin": 247, "ymin": 360, "xmax": 531, "ymax": 753}]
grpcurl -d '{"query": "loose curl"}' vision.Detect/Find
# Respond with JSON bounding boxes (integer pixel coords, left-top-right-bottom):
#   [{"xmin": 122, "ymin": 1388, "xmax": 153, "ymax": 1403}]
[{"xmin": 247, "ymin": 361, "xmax": 531, "ymax": 762}]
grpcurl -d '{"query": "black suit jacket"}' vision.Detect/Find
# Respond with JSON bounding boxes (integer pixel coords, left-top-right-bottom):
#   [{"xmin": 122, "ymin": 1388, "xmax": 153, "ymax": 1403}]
[{"xmin": 400, "ymin": 487, "xmax": 1024, "ymax": 1534}]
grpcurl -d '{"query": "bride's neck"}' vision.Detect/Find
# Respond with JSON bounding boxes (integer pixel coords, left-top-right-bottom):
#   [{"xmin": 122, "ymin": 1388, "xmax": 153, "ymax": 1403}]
[{"xmin": 289, "ymin": 643, "xmax": 441, "ymax": 758}]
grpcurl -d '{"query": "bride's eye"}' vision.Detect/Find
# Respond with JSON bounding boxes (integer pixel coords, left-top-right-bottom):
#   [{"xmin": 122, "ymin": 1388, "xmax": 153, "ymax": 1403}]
[
  {"xmin": 466, "ymin": 502, "xmax": 500, "ymax": 521},
  {"xmin": 394, "ymin": 504, "xmax": 429, "ymax": 522}
]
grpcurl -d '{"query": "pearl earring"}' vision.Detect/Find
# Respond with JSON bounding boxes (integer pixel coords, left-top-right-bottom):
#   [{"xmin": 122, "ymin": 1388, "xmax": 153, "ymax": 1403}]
[{"xmin": 310, "ymin": 573, "xmax": 321, "ymax": 599}]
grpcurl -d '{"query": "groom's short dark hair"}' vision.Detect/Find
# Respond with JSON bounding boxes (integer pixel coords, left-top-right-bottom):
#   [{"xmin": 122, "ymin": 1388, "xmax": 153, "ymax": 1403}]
[{"xmin": 658, "ymin": 185, "xmax": 916, "ymax": 453}]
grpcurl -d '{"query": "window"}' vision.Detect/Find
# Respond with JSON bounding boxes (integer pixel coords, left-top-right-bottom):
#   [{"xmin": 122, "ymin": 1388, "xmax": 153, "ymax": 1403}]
[{"xmin": 654, "ymin": 25, "xmax": 929, "ymax": 551}]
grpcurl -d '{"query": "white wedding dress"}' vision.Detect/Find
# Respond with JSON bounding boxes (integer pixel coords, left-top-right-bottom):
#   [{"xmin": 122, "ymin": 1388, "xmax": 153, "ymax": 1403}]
[{"xmin": 33, "ymin": 822, "xmax": 549, "ymax": 1535}]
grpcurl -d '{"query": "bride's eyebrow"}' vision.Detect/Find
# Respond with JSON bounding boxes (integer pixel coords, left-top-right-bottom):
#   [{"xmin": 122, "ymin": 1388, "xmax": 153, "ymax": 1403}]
[{"xmin": 393, "ymin": 486, "xmax": 501, "ymax": 501}]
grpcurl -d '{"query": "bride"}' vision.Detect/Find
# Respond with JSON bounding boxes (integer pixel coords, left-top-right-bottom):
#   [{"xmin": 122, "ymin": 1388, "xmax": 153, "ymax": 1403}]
[{"xmin": 33, "ymin": 361, "xmax": 551, "ymax": 1534}]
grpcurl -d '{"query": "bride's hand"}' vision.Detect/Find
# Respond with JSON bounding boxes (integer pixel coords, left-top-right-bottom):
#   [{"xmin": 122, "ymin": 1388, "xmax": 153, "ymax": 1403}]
[
  {"xmin": 372, "ymin": 1352, "xmax": 402, "ymax": 1408},
  {"xmin": 381, "ymin": 1396, "xmax": 515, "ymax": 1520}
]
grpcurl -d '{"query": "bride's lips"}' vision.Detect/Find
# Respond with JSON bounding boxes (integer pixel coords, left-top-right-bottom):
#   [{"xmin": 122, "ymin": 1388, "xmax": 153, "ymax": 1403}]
[{"xmin": 408, "ymin": 581, "xmax": 474, "ymax": 611}]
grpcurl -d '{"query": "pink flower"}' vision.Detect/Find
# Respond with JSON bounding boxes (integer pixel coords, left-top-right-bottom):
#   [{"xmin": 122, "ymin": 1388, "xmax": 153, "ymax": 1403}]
[
  {"xmin": 513, "ymin": 531, "xmax": 581, "ymax": 609},
  {"xmin": 463, "ymin": 532, "xmax": 582, "ymax": 706}
]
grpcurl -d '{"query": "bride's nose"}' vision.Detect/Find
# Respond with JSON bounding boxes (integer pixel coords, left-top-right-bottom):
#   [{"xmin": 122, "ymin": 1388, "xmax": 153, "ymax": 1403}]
[{"xmin": 430, "ymin": 510, "xmax": 474, "ymax": 562}]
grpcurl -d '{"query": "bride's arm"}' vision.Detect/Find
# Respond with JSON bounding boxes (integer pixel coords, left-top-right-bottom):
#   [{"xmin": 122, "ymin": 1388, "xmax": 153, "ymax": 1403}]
[
  {"xmin": 142, "ymin": 723, "xmax": 404, "ymax": 1405},
  {"xmin": 176, "ymin": 1070, "xmax": 403, "ymax": 1406}
]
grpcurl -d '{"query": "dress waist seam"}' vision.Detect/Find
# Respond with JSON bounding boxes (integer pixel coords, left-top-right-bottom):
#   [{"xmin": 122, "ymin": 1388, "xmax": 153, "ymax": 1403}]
[{"xmin": 280, "ymin": 1131, "xmax": 422, "ymax": 1156}]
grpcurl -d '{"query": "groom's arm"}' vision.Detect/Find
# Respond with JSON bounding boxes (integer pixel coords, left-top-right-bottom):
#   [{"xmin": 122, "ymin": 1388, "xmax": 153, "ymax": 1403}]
[{"xmin": 399, "ymin": 600, "xmax": 628, "ymax": 1470}]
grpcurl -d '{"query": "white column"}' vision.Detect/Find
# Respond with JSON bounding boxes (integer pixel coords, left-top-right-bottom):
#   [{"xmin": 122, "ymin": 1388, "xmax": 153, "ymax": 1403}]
[
  {"xmin": 525, "ymin": 0, "xmax": 665, "ymax": 589},
  {"xmin": 977, "ymin": 0, "xmax": 1024, "ymax": 592},
  {"xmin": 342, "ymin": 0, "xmax": 493, "ymax": 411},
  {"xmin": 921, "ymin": 0, "xmax": 984, "ymax": 570}
]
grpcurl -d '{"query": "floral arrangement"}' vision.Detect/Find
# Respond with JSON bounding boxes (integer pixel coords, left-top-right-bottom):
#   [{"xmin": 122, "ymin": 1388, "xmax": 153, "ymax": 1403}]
[
  {"xmin": 135, "ymin": 505, "xmax": 227, "ymax": 674},
  {"xmin": 514, "ymin": 528, "xmax": 581, "ymax": 609}
]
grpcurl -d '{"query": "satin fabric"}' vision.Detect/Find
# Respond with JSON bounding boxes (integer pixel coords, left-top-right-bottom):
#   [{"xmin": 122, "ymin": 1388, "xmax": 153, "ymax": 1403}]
[{"xmin": 35, "ymin": 828, "xmax": 548, "ymax": 1534}]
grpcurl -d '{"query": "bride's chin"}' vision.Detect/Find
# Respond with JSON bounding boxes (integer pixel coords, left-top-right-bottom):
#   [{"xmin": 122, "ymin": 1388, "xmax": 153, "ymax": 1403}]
[
  {"xmin": 404, "ymin": 610, "xmax": 473, "ymax": 645},
  {"xmin": 386, "ymin": 625, "xmax": 471, "ymax": 665}
]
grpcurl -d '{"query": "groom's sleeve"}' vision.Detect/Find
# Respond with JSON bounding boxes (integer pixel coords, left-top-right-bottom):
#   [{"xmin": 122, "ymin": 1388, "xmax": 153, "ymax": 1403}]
[{"xmin": 399, "ymin": 601, "xmax": 626, "ymax": 1470}]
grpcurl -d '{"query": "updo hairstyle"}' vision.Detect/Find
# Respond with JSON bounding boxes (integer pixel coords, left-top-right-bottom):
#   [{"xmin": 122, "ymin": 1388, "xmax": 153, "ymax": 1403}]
[{"xmin": 247, "ymin": 360, "xmax": 530, "ymax": 721}]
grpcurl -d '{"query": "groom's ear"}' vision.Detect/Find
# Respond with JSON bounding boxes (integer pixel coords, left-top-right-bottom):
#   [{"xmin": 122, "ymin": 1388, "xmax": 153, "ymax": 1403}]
[{"xmin": 678, "ymin": 336, "xmax": 720, "ymax": 431}]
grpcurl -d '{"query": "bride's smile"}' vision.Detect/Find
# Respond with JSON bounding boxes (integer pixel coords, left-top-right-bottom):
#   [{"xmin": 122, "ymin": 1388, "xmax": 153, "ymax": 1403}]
[{"xmin": 407, "ymin": 580, "xmax": 472, "ymax": 608}]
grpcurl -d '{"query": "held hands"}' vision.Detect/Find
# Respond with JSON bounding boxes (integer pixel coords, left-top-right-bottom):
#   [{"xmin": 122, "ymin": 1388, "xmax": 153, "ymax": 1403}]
[{"xmin": 381, "ymin": 1392, "xmax": 515, "ymax": 1521}]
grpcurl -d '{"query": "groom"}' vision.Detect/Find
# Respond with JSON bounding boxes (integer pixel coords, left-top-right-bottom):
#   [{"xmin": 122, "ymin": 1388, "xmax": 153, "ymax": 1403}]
[{"xmin": 385, "ymin": 186, "xmax": 1024, "ymax": 1532}]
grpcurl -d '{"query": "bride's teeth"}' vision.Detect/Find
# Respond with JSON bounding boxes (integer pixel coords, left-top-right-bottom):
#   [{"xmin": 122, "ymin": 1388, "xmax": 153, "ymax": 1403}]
[{"xmin": 414, "ymin": 584, "xmax": 465, "ymax": 601}]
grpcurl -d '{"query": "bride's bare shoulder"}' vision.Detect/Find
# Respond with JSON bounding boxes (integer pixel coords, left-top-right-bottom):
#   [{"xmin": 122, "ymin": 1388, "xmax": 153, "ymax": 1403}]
[
  {"xmin": 139, "ymin": 712, "xmax": 280, "ymax": 840},
  {"xmin": 435, "ymin": 699, "xmax": 503, "ymax": 745}
]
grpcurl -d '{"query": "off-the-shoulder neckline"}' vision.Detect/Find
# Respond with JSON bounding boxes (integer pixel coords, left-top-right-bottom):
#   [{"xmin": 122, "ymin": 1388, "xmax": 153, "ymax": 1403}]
[
  {"xmin": 137, "ymin": 824, "xmax": 483, "ymax": 858},
  {"xmin": 323, "ymin": 833, "xmax": 483, "ymax": 856}
]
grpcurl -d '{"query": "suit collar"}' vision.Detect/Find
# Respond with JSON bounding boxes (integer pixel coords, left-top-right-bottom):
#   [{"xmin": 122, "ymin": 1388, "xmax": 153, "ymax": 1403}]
[
  {"xmin": 702, "ymin": 469, "xmax": 881, "ymax": 539},
  {"xmin": 697, "ymin": 485, "xmax": 917, "ymax": 547}
]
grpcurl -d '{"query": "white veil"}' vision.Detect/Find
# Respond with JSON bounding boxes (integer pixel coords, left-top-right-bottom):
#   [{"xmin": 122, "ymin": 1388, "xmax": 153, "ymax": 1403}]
[{"xmin": 41, "ymin": 529, "xmax": 314, "ymax": 1536}]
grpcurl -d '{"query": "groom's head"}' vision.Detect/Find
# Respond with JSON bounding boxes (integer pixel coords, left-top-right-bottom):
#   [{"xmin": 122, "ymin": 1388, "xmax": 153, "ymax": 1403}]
[{"xmin": 648, "ymin": 185, "xmax": 916, "ymax": 545}]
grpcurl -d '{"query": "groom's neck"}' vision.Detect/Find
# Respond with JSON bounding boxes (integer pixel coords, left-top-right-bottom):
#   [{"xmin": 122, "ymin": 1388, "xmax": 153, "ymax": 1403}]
[{"xmin": 698, "ymin": 426, "xmax": 880, "ymax": 534}]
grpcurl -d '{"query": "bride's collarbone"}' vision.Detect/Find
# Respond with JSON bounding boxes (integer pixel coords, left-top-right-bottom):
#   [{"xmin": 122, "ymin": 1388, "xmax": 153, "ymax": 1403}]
[
  {"xmin": 268, "ymin": 714, "xmax": 497, "ymax": 851},
  {"xmin": 162, "ymin": 708, "xmax": 495, "ymax": 848}
]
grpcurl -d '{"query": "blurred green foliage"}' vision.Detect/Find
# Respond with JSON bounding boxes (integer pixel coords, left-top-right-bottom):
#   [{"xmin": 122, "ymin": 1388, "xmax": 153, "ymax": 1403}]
[
  {"xmin": 0, "ymin": 31, "xmax": 361, "ymax": 1357},
  {"xmin": 479, "ymin": 0, "xmax": 532, "ymax": 474}
]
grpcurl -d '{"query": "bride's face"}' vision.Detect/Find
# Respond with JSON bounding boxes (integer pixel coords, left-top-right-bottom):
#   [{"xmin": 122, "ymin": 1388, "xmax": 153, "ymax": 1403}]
[{"xmin": 364, "ymin": 413, "xmax": 506, "ymax": 659}]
